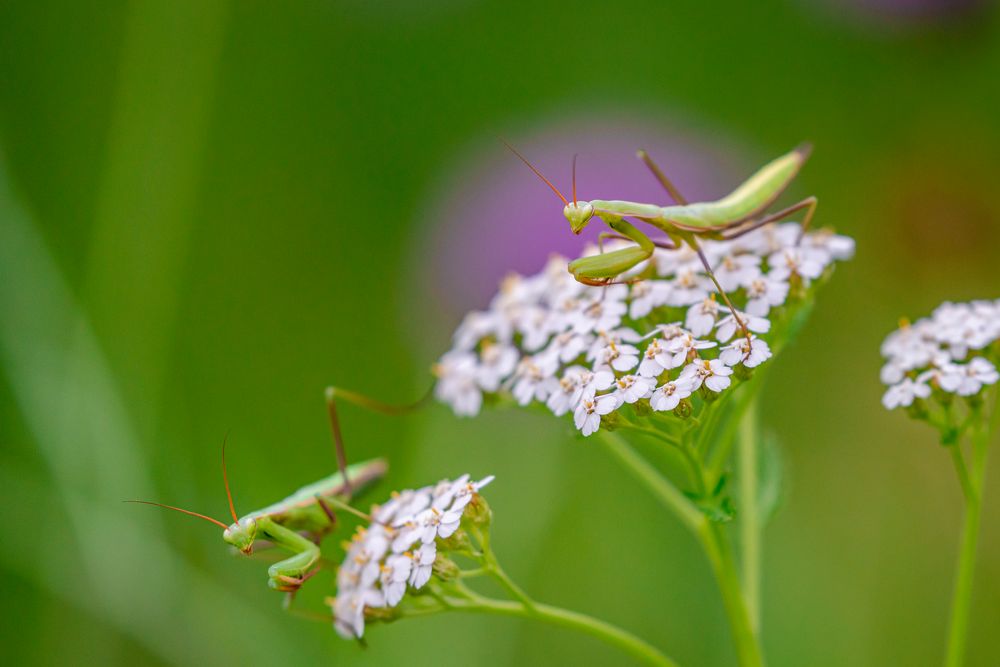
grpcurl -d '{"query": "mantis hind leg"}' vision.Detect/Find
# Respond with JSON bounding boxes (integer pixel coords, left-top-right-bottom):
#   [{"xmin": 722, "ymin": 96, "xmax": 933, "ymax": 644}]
[
  {"xmin": 719, "ymin": 196, "xmax": 818, "ymax": 243},
  {"xmin": 637, "ymin": 150, "xmax": 688, "ymax": 205},
  {"xmin": 324, "ymin": 385, "xmax": 432, "ymax": 496},
  {"xmin": 689, "ymin": 237, "xmax": 753, "ymax": 346}
]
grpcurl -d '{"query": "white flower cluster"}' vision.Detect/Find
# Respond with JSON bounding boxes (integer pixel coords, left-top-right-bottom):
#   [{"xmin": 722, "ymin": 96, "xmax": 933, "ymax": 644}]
[
  {"xmin": 435, "ymin": 223, "xmax": 853, "ymax": 436},
  {"xmin": 881, "ymin": 300, "xmax": 1000, "ymax": 410},
  {"xmin": 333, "ymin": 474, "xmax": 494, "ymax": 639}
]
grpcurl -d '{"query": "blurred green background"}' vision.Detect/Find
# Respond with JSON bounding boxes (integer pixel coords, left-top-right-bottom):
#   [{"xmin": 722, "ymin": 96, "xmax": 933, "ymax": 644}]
[{"xmin": 2, "ymin": 1, "xmax": 1000, "ymax": 665}]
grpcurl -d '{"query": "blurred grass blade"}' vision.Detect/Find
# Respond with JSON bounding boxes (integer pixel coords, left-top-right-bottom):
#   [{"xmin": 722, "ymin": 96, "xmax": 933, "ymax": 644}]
[{"xmin": 0, "ymin": 155, "xmax": 275, "ymax": 665}]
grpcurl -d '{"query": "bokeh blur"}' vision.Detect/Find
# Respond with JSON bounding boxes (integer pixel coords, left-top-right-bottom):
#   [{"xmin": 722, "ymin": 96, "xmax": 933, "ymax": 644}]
[{"xmin": 2, "ymin": 1, "xmax": 999, "ymax": 665}]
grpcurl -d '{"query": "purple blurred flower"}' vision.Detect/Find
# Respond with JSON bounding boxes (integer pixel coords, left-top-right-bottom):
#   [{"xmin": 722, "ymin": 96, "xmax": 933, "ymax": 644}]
[{"xmin": 817, "ymin": 0, "xmax": 984, "ymax": 24}]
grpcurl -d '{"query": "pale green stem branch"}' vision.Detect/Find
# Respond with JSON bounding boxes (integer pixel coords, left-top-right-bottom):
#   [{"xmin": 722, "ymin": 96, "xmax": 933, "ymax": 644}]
[
  {"xmin": 738, "ymin": 398, "xmax": 762, "ymax": 634},
  {"xmin": 949, "ymin": 445, "xmax": 975, "ymax": 504},
  {"xmin": 596, "ymin": 430, "xmax": 704, "ymax": 535},
  {"xmin": 597, "ymin": 430, "xmax": 764, "ymax": 666},
  {"xmin": 483, "ymin": 550, "xmax": 536, "ymax": 613},
  {"xmin": 700, "ymin": 522, "xmax": 766, "ymax": 667},
  {"xmin": 944, "ymin": 388, "xmax": 998, "ymax": 667},
  {"xmin": 452, "ymin": 593, "xmax": 680, "ymax": 667}
]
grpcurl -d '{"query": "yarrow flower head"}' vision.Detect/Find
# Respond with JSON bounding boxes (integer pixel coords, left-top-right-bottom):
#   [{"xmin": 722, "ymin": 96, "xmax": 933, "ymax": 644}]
[
  {"xmin": 332, "ymin": 473, "xmax": 494, "ymax": 639},
  {"xmin": 434, "ymin": 221, "xmax": 853, "ymax": 436},
  {"xmin": 880, "ymin": 299, "xmax": 1000, "ymax": 411}
]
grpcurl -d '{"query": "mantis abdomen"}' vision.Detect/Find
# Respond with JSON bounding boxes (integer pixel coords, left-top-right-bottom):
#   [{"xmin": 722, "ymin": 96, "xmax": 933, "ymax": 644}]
[{"xmin": 250, "ymin": 457, "xmax": 387, "ymax": 533}]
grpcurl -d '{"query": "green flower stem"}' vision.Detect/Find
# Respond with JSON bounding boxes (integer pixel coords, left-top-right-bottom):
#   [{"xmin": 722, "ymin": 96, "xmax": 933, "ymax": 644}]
[
  {"xmin": 620, "ymin": 423, "xmax": 701, "ymax": 490},
  {"xmin": 701, "ymin": 522, "xmax": 766, "ymax": 667},
  {"xmin": 597, "ymin": 430, "xmax": 704, "ymax": 534},
  {"xmin": 482, "ymin": 549, "xmax": 536, "ymax": 612},
  {"xmin": 598, "ymin": 430, "xmax": 765, "ymax": 666},
  {"xmin": 948, "ymin": 445, "xmax": 974, "ymax": 504},
  {"xmin": 450, "ymin": 592, "xmax": 680, "ymax": 667},
  {"xmin": 705, "ymin": 382, "xmax": 759, "ymax": 484},
  {"xmin": 944, "ymin": 482, "xmax": 983, "ymax": 667},
  {"xmin": 944, "ymin": 389, "xmax": 998, "ymax": 667},
  {"xmin": 738, "ymin": 398, "xmax": 762, "ymax": 634}
]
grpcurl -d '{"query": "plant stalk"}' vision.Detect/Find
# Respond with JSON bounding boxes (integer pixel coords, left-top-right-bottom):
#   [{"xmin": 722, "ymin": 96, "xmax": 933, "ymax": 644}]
[
  {"xmin": 701, "ymin": 522, "xmax": 766, "ymax": 667},
  {"xmin": 598, "ymin": 430, "xmax": 765, "ymax": 666},
  {"xmin": 597, "ymin": 430, "xmax": 704, "ymax": 535},
  {"xmin": 455, "ymin": 595, "xmax": 680, "ymax": 667},
  {"xmin": 738, "ymin": 398, "xmax": 762, "ymax": 634},
  {"xmin": 944, "ymin": 388, "xmax": 997, "ymax": 667}
]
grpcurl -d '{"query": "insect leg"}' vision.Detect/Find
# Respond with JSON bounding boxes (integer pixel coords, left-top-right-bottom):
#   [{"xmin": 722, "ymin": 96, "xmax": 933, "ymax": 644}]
[
  {"xmin": 315, "ymin": 494, "xmax": 338, "ymax": 528},
  {"xmin": 598, "ymin": 231, "xmax": 677, "ymax": 251},
  {"xmin": 636, "ymin": 150, "xmax": 689, "ymax": 205},
  {"xmin": 278, "ymin": 567, "xmax": 322, "ymax": 609},
  {"xmin": 649, "ymin": 236, "xmax": 678, "ymax": 250},
  {"xmin": 689, "ymin": 237, "xmax": 752, "ymax": 347},
  {"xmin": 261, "ymin": 519, "xmax": 323, "ymax": 593},
  {"xmin": 720, "ymin": 196, "xmax": 818, "ymax": 242},
  {"xmin": 596, "ymin": 231, "xmax": 625, "ymax": 254},
  {"xmin": 324, "ymin": 385, "xmax": 433, "ymax": 497}
]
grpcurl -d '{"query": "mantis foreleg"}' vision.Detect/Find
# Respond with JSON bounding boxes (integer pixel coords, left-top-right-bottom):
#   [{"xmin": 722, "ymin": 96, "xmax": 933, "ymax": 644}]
[
  {"xmin": 598, "ymin": 231, "xmax": 677, "ymax": 252},
  {"xmin": 568, "ymin": 217, "xmax": 655, "ymax": 285},
  {"xmin": 257, "ymin": 516, "xmax": 322, "ymax": 593}
]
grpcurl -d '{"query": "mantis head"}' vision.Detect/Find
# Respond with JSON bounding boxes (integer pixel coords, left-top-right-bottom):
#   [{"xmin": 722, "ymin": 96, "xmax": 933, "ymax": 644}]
[
  {"xmin": 563, "ymin": 201, "xmax": 595, "ymax": 234},
  {"xmin": 126, "ymin": 436, "xmax": 253, "ymax": 555},
  {"xmin": 223, "ymin": 516, "xmax": 258, "ymax": 555}
]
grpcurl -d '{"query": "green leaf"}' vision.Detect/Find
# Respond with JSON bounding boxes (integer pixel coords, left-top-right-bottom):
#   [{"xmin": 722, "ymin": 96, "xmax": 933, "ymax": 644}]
[{"xmin": 757, "ymin": 430, "xmax": 786, "ymax": 525}]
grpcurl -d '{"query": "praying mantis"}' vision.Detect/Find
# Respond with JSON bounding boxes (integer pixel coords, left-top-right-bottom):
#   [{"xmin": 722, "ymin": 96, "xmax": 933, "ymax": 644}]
[
  {"xmin": 505, "ymin": 141, "xmax": 817, "ymax": 343},
  {"xmin": 128, "ymin": 387, "xmax": 395, "ymax": 600}
]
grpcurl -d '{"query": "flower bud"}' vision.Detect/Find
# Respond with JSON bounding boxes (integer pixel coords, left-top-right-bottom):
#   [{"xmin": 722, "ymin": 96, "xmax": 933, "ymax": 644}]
[
  {"xmin": 365, "ymin": 604, "xmax": 400, "ymax": 623},
  {"xmin": 789, "ymin": 274, "xmax": 807, "ymax": 300},
  {"xmin": 632, "ymin": 398, "xmax": 652, "ymax": 417},
  {"xmin": 673, "ymin": 398, "xmax": 693, "ymax": 419},
  {"xmin": 431, "ymin": 556, "xmax": 460, "ymax": 582},
  {"xmin": 438, "ymin": 528, "xmax": 473, "ymax": 554},
  {"xmin": 467, "ymin": 494, "xmax": 492, "ymax": 527},
  {"xmin": 700, "ymin": 385, "xmax": 720, "ymax": 403},
  {"xmin": 601, "ymin": 410, "xmax": 623, "ymax": 431}
]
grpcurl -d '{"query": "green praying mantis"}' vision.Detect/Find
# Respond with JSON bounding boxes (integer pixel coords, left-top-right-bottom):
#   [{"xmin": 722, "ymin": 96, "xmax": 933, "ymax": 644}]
[
  {"xmin": 505, "ymin": 141, "xmax": 818, "ymax": 342},
  {"xmin": 128, "ymin": 386, "xmax": 413, "ymax": 600}
]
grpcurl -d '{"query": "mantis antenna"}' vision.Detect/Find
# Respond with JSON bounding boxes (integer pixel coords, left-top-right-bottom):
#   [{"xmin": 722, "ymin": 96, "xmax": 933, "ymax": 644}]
[
  {"xmin": 221, "ymin": 435, "xmax": 239, "ymax": 524},
  {"xmin": 572, "ymin": 153, "xmax": 578, "ymax": 206},
  {"xmin": 127, "ymin": 436, "xmax": 239, "ymax": 529},
  {"xmin": 501, "ymin": 139, "xmax": 569, "ymax": 206},
  {"xmin": 123, "ymin": 500, "xmax": 229, "ymax": 530}
]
